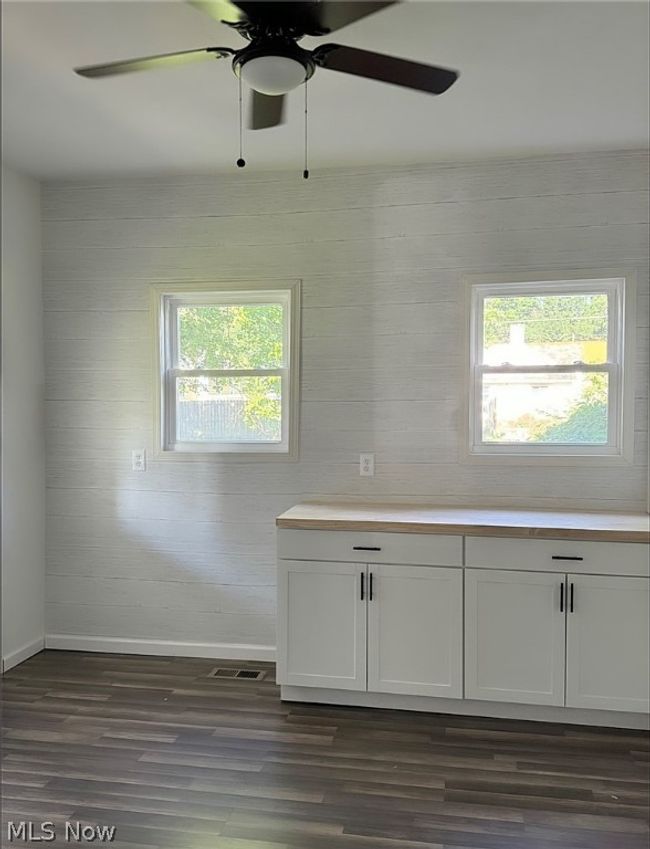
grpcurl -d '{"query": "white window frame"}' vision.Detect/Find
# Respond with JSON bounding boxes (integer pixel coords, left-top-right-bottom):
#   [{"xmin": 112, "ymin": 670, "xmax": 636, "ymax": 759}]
[
  {"xmin": 152, "ymin": 281, "xmax": 300, "ymax": 458},
  {"xmin": 466, "ymin": 272, "xmax": 635, "ymax": 465}
]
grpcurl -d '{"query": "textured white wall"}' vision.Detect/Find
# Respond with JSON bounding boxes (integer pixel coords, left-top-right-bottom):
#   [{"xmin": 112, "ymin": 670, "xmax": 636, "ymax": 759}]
[
  {"xmin": 42, "ymin": 150, "xmax": 649, "ymax": 655},
  {"xmin": 2, "ymin": 164, "xmax": 45, "ymax": 669}
]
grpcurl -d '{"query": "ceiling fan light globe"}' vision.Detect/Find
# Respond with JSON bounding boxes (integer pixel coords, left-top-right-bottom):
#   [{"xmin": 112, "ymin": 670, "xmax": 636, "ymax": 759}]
[{"xmin": 239, "ymin": 55, "xmax": 306, "ymax": 95}]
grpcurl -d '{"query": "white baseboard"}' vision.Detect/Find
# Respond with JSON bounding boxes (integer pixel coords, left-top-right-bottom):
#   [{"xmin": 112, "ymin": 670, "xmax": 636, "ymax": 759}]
[
  {"xmin": 281, "ymin": 686, "xmax": 650, "ymax": 731},
  {"xmin": 2, "ymin": 636, "xmax": 45, "ymax": 672},
  {"xmin": 45, "ymin": 634, "xmax": 276, "ymax": 662}
]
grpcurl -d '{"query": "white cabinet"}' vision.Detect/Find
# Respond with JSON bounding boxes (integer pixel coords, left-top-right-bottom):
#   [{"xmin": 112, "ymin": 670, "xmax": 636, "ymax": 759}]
[
  {"xmin": 465, "ymin": 537, "xmax": 649, "ymax": 577},
  {"xmin": 367, "ymin": 565, "xmax": 463, "ymax": 698},
  {"xmin": 465, "ymin": 569, "xmax": 566, "ymax": 706},
  {"xmin": 566, "ymin": 575, "xmax": 650, "ymax": 713},
  {"xmin": 277, "ymin": 524, "xmax": 650, "ymax": 724},
  {"xmin": 277, "ymin": 557, "xmax": 463, "ymax": 698},
  {"xmin": 278, "ymin": 530, "xmax": 463, "ymax": 567},
  {"xmin": 465, "ymin": 569, "xmax": 650, "ymax": 713},
  {"xmin": 277, "ymin": 560, "xmax": 366, "ymax": 690}
]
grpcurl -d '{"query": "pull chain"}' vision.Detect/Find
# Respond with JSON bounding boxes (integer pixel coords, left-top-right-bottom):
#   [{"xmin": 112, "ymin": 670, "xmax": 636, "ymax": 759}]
[
  {"xmin": 236, "ymin": 76, "xmax": 246, "ymax": 168},
  {"xmin": 303, "ymin": 80, "xmax": 309, "ymax": 179}
]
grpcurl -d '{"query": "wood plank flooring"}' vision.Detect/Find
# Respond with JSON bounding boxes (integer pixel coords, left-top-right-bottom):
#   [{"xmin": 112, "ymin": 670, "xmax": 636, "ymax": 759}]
[{"xmin": 1, "ymin": 651, "xmax": 648, "ymax": 849}]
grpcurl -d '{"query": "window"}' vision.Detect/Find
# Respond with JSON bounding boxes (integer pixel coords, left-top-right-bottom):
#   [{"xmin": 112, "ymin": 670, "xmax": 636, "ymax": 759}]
[
  {"xmin": 468, "ymin": 276, "xmax": 633, "ymax": 460},
  {"xmin": 155, "ymin": 282, "xmax": 300, "ymax": 455}
]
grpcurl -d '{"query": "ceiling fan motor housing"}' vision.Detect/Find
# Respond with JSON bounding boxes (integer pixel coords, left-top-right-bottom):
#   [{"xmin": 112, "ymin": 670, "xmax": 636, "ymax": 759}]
[
  {"xmin": 233, "ymin": 40, "xmax": 315, "ymax": 95},
  {"xmin": 74, "ymin": 2, "xmax": 459, "ymax": 131}
]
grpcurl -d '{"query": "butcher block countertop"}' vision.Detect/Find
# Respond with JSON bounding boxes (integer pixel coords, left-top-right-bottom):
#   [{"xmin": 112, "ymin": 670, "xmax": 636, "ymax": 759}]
[{"xmin": 276, "ymin": 502, "xmax": 650, "ymax": 543}]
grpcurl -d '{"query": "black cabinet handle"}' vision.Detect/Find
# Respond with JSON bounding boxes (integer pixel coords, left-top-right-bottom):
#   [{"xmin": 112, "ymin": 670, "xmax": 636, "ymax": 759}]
[
  {"xmin": 360, "ymin": 572, "xmax": 365, "ymax": 601},
  {"xmin": 369, "ymin": 572, "xmax": 374, "ymax": 602},
  {"xmin": 353, "ymin": 546, "xmax": 381, "ymax": 551},
  {"xmin": 560, "ymin": 582, "xmax": 564, "ymax": 613},
  {"xmin": 569, "ymin": 582, "xmax": 575, "ymax": 613},
  {"xmin": 552, "ymin": 555, "xmax": 584, "ymax": 561}
]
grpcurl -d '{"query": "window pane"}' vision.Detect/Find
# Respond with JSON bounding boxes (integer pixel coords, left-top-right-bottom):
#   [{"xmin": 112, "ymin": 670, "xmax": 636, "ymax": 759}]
[
  {"xmin": 481, "ymin": 371, "xmax": 609, "ymax": 445},
  {"xmin": 483, "ymin": 293, "xmax": 608, "ymax": 366},
  {"xmin": 177, "ymin": 304, "xmax": 284, "ymax": 369},
  {"xmin": 176, "ymin": 376, "xmax": 282, "ymax": 443}
]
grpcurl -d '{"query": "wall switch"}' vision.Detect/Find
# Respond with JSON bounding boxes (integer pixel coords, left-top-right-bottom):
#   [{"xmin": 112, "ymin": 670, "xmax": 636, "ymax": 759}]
[
  {"xmin": 359, "ymin": 453, "xmax": 375, "ymax": 477},
  {"xmin": 131, "ymin": 449, "xmax": 146, "ymax": 472}
]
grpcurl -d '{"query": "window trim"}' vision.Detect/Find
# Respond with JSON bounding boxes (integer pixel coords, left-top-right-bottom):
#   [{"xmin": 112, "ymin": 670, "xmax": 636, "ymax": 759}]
[
  {"xmin": 464, "ymin": 271, "xmax": 636, "ymax": 466},
  {"xmin": 152, "ymin": 280, "xmax": 301, "ymax": 459}
]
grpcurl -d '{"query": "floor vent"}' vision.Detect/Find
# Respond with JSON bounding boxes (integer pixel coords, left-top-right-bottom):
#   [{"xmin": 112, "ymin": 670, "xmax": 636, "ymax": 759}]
[{"xmin": 208, "ymin": 667, "xmax": 266, "ymax": 681}]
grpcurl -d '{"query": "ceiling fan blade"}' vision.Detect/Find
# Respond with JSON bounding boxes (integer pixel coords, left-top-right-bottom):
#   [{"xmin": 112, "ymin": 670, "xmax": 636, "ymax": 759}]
[
  {"xmin": 187, "ymin": 1, "xmax": 246, "ymax": 24},
  {"xmin": 228, "ymin": 2, "xmax": 395, "ymax": 35},
  {"xmin": 249, "ymin": 91, "xmax": 286, "ymax": 129},
  {"xmin": 75, "ymin": 47, "xmax": 234, "ymax": 78},
  {"xmin": 307, "ymin": 2, "xmax": 397, "ymax": 34},
  {"xmin": 222, "ymin": 2, "xmax": 323, "ymax": 31},
  {"xmin": 312, "ymin": 44, "xmax": 458, "ymax": 95}
]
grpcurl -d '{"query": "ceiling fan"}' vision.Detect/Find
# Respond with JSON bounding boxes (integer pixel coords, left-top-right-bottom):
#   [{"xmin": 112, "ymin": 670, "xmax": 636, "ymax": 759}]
[{"xmin": 74, "ymin": 1, "xmax": 459, "ymax": 130}]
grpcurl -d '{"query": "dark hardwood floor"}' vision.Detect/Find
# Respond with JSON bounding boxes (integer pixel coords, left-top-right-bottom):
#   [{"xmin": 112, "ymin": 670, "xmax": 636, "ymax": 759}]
[{"xmin": 1, "ymin": 651, "xmax": 648, "ymax": 849}]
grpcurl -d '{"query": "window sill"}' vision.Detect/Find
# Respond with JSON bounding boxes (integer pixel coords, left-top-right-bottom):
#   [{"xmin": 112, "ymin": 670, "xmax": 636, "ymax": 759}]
[
  {"xmin": 463, "ymin": 449, "xmax": 632, "ymax": 467},
  {"xmin": 154, "ymin": 446, "xmax": 299, "ymax": 462}
]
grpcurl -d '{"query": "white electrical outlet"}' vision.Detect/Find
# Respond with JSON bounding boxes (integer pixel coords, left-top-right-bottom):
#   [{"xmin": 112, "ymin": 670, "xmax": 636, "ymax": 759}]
[
  {"xmin": 359, "ymin": 453, "xmax": 375, "ymax": 477},
  {"xmin": 131, "ymin": 449, "xmax": 146, "ymax": 472}
]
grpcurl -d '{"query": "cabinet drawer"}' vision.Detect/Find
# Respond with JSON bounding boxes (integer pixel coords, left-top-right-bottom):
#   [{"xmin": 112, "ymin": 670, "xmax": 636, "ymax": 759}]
[
  {"xmin": 277, "ymin": 529, "xmax": 462, "ymax": 567},
  {"xmin": 466, "ymin": 537, "xmax": 649, "ymax": 577}
]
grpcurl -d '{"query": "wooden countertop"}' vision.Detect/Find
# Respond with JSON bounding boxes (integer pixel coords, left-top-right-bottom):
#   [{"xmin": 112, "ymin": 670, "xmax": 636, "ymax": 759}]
[{"xmin": 276, "ymin": 502, "xmax": 650, "ymax": 543}]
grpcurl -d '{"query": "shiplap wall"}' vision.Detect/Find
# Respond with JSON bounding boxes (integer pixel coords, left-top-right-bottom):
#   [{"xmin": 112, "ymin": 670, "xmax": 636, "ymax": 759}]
[
  {"xmin": 2, "ymin": 165, "xmax": 45, "ymax": 670},
  {"xmin": 42, "ymin": 150, "xmax": 650, "ymax": 656}
]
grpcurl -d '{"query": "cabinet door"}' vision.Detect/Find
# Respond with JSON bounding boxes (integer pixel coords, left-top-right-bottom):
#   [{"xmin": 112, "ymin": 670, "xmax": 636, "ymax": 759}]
[
  {"xmin": 277, "ymin": 560, "xmax": 366, "ymax": 690},
  {"xmin": 566, "ymin": 575, "xmax": 649, "ymax": 713},
  {"xmin": 367, "ymin": 565, "xmax": 463, "ymax": 698},
  {"xmin": 465, "ymin": 569, "xmax": 566, "ymax": 706}
]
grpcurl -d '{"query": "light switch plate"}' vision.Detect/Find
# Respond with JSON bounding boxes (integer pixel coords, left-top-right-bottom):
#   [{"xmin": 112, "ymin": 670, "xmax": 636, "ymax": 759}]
[
  {"xmin": 131, "ymin": 449, "xmax": 146, "ymax": 472},
  {"xmin": 359, "ymin": 453, "xmax": 375, "ymax": 476}
]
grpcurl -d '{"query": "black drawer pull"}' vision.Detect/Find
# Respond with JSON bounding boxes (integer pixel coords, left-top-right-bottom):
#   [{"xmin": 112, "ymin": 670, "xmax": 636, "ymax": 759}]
[
  {"xmin": 560, "ymin": 582, "xmax": 564, "ymax": 613},
  {"xmin": 552, "ymin": 555, "xmax": 584, "ymax": 561},
  {"xmin": 360, "ymin": 572, "xmax": 365, "ymax": 601},
  {"xmin": 369, "ymin": 572, "xmax": 374, "ymax": 602},
  {"xmin": 353, "ymin": 546, "xmax": 381, "ymax": 551},
  {"xmin": 569, "ymin": 582, "xmax": 575, "ymax": 613}
]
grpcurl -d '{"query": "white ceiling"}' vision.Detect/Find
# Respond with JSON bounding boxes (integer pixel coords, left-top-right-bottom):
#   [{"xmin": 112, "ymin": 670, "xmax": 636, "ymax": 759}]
[{"xmin": 2, "ymin": 0, "xmax": 649, "ymax": 179}]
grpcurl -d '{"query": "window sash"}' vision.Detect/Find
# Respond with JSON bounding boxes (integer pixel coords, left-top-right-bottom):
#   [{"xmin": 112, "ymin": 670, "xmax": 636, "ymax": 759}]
[
  {"xmin": 166, "ymin": 370, "xmax": 290, "ymax": 451},
  {"xmin": 160, "ymin": 289, "xmax": 293, "ymax": 453},
  {"xmin": 169, "ymin": 368, "xmax": 285, "ymax": 378},
  {"xmin": 469, "ymin": 278, "xmax": 625, "ymax": 456},
  {"xmin": 477, "ymin": 363, "xmax": 612, "ymax": 375},
  {"xmin": 473, "ymin": 280, "xmax": 619, "ymax": 368},
  {"xmin": 168, "ymin": 295, "xmax": 290, "ymax": 372},
  {"xmin": 473, "ymin": 368, "xmax": 619, "ymax": 451}
]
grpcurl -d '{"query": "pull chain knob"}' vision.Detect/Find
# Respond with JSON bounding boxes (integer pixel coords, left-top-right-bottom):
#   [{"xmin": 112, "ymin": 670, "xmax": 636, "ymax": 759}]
[
  {"xmin": 236, "ymin": 76, "xmax": 246, "ymax": 169},
  {"xmin": 303, "ymin": 80, "xmax": 309, "ymax": 179}
]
